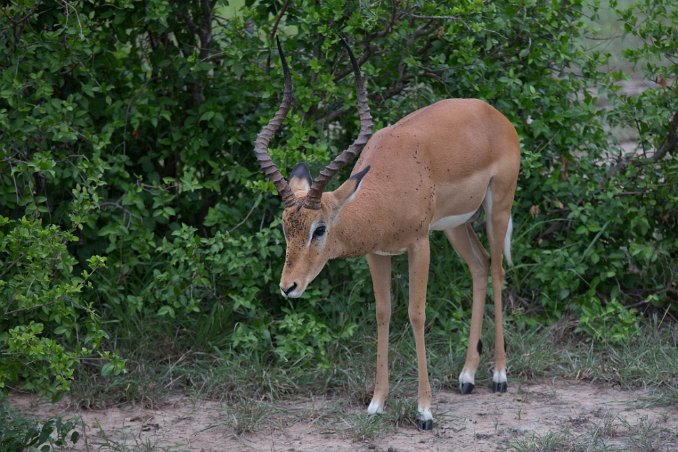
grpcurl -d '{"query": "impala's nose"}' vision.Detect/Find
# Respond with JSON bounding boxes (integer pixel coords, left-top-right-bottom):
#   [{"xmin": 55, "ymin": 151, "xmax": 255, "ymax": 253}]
[{"xmin": 280, "ymin": 282, "xmax": 298, "ymax": 297}]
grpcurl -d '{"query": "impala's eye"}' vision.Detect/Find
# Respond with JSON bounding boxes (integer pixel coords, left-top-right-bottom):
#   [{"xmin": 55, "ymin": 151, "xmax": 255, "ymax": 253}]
[{"xmin": 313, "ymin": 225, "xmax": 326, "ymax": 239}]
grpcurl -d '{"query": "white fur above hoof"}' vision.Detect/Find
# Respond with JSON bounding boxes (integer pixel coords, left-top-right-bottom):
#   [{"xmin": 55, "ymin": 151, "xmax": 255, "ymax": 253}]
[
  {"xmin": 492, "ymin": 370, "xmax": 508, "ymax": 393},
  {"xmin": 458, "ymin": 369, "xmax": 476, "ymax": 385},
  {"xmin": 417, "ymin": 407, "xmax": 433, "ymax": 430},
  {"xmin": 458, "ymin": 369, "xmax": 476, "ymax": 395},
  {"xmin": 417, "ymin": 407, "xmax": 433, "ymax": 421},
  {"xmin": 367, "ymin": 400, "xmax": 384, "ymax": 415}
]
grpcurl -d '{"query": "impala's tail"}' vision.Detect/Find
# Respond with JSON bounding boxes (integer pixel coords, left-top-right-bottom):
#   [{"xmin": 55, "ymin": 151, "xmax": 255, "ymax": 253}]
[
  {"xmin": 483, "ymin": 183, "xmax": 514, "ymax": 267},
  {"xmin": 504, "ymin": 214, "xmax": 513, "ymax": 267}
]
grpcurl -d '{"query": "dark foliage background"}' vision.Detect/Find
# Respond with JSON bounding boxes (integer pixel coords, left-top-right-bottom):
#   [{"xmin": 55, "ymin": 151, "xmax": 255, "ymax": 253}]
[{"xmin": 1, "ymin": 0, "xmax": 675, "ymax": 397}]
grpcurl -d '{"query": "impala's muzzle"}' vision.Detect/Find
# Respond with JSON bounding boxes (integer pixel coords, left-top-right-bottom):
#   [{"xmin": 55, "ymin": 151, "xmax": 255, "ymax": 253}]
[
  {"xmin": 280, "ymin": 281, "xmax": 300, "ymax": 298},
  {"xmin": 279, "ymin": 256, "xmax": 328, "ymax": 299}
]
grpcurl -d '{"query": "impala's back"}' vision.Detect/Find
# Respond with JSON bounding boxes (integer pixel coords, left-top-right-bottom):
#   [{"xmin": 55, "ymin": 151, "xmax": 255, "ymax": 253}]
[{"xmin": 345, "ymin": 98, "xmax": 520, "ymax": 241}]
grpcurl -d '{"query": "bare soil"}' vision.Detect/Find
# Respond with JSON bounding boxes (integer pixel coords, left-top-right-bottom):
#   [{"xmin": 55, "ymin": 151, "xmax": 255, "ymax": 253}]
[{"xmin": 8, "ymin": 380, "xmax": 678, "ymax": 451}]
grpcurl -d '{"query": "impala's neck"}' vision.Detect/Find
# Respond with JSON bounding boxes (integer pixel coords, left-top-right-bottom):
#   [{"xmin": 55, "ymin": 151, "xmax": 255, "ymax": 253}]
[
  {"xmin": 329, "ymin": 220, "xmax": 362, "ymax": 259},
  {"xmin": 328, "ymin": 193, "xmax": 381, "ymax": 259}
]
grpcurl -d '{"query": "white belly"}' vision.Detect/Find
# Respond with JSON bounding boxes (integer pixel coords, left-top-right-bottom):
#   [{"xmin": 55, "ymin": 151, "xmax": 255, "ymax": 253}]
[
  {"xmin": 428, "ymin": 210, "xmax": 476, "ymax": 231},
  {"xmin": 374, "ymin": 248, "xmax": 406, "ymax": 256}
]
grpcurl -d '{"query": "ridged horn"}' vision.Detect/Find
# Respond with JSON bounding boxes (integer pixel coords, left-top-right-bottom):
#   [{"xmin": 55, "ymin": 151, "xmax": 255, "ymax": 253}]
[
  {"xmin": 253, "ymin": 36, "xmax": 297, "ymax": 209},
  {"xmin": 303, "ymin": 36, "xmax": 374, "ymax": 210}
]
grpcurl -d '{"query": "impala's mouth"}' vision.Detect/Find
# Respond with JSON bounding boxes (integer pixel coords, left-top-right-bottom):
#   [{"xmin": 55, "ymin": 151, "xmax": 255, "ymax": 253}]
[
  {"xmin": 280, "ymin": 289, "xmax": 303, "ymax": 298},
  {"xmin": 279, "ymin": 261, "xmax": 326, "ymax": 299},
  {"xmin": 280, "ymin": 289, "xmax": 304, "ymax": 298},
  {"xmin": 279, "ymin": 281, "xmax": 306, "ymax": 298}
]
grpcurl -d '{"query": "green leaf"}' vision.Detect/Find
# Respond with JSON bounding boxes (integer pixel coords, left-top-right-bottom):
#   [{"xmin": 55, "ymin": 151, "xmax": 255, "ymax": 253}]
[{"xmin": 157, "ymin": 305, "xmax": 175, "ymax": 318}]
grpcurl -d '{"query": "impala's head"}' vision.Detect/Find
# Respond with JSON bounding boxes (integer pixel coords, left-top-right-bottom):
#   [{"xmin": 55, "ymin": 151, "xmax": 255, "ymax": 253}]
[
  {"xmin": 253, "ymin": 37, "xmax": 373, "ymax": 298},
  {"xmin": 278, "ymin": 163, "xmax": 370, "ymax": 297}
]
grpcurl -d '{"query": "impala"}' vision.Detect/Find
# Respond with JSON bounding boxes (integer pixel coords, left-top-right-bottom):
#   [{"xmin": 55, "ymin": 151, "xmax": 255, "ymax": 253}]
[{"xmin": 254, "ymin": 38, "xmax": 520, "ymax": 430}]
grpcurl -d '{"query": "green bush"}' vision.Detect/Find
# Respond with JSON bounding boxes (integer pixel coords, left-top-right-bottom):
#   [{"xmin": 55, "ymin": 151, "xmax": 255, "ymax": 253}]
[
  {"xmin": 0, "ymin": 216, "xmax": 123, "ymax": 397},
  {"xmin": 0, "ymin": 0, "xmax": 675, "ymax": 393},
  {"xmin": 0, "ymin": 398, "xmax": 80, "ymax": 450}
]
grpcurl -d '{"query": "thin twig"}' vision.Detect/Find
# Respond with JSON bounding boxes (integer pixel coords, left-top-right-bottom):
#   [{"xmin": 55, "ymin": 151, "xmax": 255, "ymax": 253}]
[
  {"xmin": 406, "ymin": 13, "xmax": 459, "ymax": 20},
  {"xmin": 371, "ymin": 0, "xmax": 399, "ymax": 39},
  {"xmin": 650, "ymin": 109, "xmax": 678, "ymax": 162},
  {"xmin": 61, "ymin": 0, "xmax": 84, "ymax": 39},
  {"xmin": 228, "ymin": 197, "xmax": 261, "ymax": 233},
  {"xmin": 269, "ymin": 0, "xmax": 290, "ymax": 43}
]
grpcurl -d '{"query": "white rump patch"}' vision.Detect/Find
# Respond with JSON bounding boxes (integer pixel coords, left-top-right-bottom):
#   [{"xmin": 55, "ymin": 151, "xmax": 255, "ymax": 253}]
[
  {"xmin": 458, "ymin": 369, "xmax": 476, "ymax": 385},
  {"xmin": 493, "ymin": 370, "xmax": 507, "ymax": 384},
  {"xmin": 429, "ymin": 210, "xmax": 476, "ymax": 231},
  {"xmin": 367, "ymin": 400, "xmax": 384, "ymax": 415}
]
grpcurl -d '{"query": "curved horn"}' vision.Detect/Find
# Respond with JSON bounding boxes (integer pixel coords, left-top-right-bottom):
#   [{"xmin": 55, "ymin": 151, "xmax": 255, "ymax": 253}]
[
  {"xmin": 303, "ymin": 36, "xmax": 374, "ymax": 210},
  {"xmin": 253, "ymin": 37, "xmax": 298, "ymax": 208}
]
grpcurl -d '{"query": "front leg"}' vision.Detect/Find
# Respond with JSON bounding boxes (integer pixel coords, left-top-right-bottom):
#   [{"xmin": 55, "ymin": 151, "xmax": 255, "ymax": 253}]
[
  {"xmin": 365, "ymin": 253, "xmax": 392, "ymax": 415},
  {"xmin": 408, "ymin": 237, "xmax": 433, "ymax": 430}
]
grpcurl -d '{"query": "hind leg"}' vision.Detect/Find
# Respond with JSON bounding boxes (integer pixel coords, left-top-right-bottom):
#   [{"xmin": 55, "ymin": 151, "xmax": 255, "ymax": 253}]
[
  {"xmin": 485, "ymin": 183, "xmax": 515, "ymax": 393},
  {"xmin": 445, "ymin": 223, "xmax": 490, "ymax": 394}
]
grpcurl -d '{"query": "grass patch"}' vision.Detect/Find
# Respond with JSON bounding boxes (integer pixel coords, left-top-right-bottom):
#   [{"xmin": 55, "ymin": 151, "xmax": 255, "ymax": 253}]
[
  {"xmin": 507, "ymin": 316, "xmax": 678, "ymax": 394},
  {"xmin": 504, "ymin": 411, "xmax": 676, "ymax": 452},
  {"xmin": 641, "ymin": 385, "xmax": 678, "ymax": 409},
  {"xmin": 8, "ymin": 316, "xmax": 677, "ymax": 449},
  {"xmin": 348, "ymin": 398, "xmax": 421, "ymax": 440},
  {"xmin": 223, "ymin": 399, "xmax": 272, "ymax": 436},
  {"xmin": 88, "ymin": 419, "xmax": 170, "ymax": 452},
  {"xmin": 68, "ymin": 315, "xmax": 676, "ymax": 412}
]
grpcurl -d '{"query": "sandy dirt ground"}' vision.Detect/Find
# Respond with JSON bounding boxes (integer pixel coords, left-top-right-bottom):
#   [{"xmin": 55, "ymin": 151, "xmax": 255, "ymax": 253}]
[{"xmin": 8, "ymin": 379, "xmax": 678, "ymax": 451}]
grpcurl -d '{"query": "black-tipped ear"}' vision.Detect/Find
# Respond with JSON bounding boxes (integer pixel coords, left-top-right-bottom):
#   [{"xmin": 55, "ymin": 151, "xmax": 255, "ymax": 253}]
[
  {"xmin": 332, "ymin": 165, "xmax": 371, "ymax": 208},
  {"xmin": 289, "ymin": 162, "xmax": 312, "ymax": 193},
  {"xmin": 350, "ymin": 165, "xmax": 370, "ymax": 184}
]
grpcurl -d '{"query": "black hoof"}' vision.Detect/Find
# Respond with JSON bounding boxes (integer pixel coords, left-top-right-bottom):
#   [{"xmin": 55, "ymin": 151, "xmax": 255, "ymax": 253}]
[
  {"xmin": 417, "ymin": 419, "xmax": 433, "ymax": 430},
  {"xmin": 492, "ymin": 381, "xmax": 508, "ymax": 393},
  {"xmin": 459, "ymin": 382, "xmax": 475, "ymax": 395}
]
